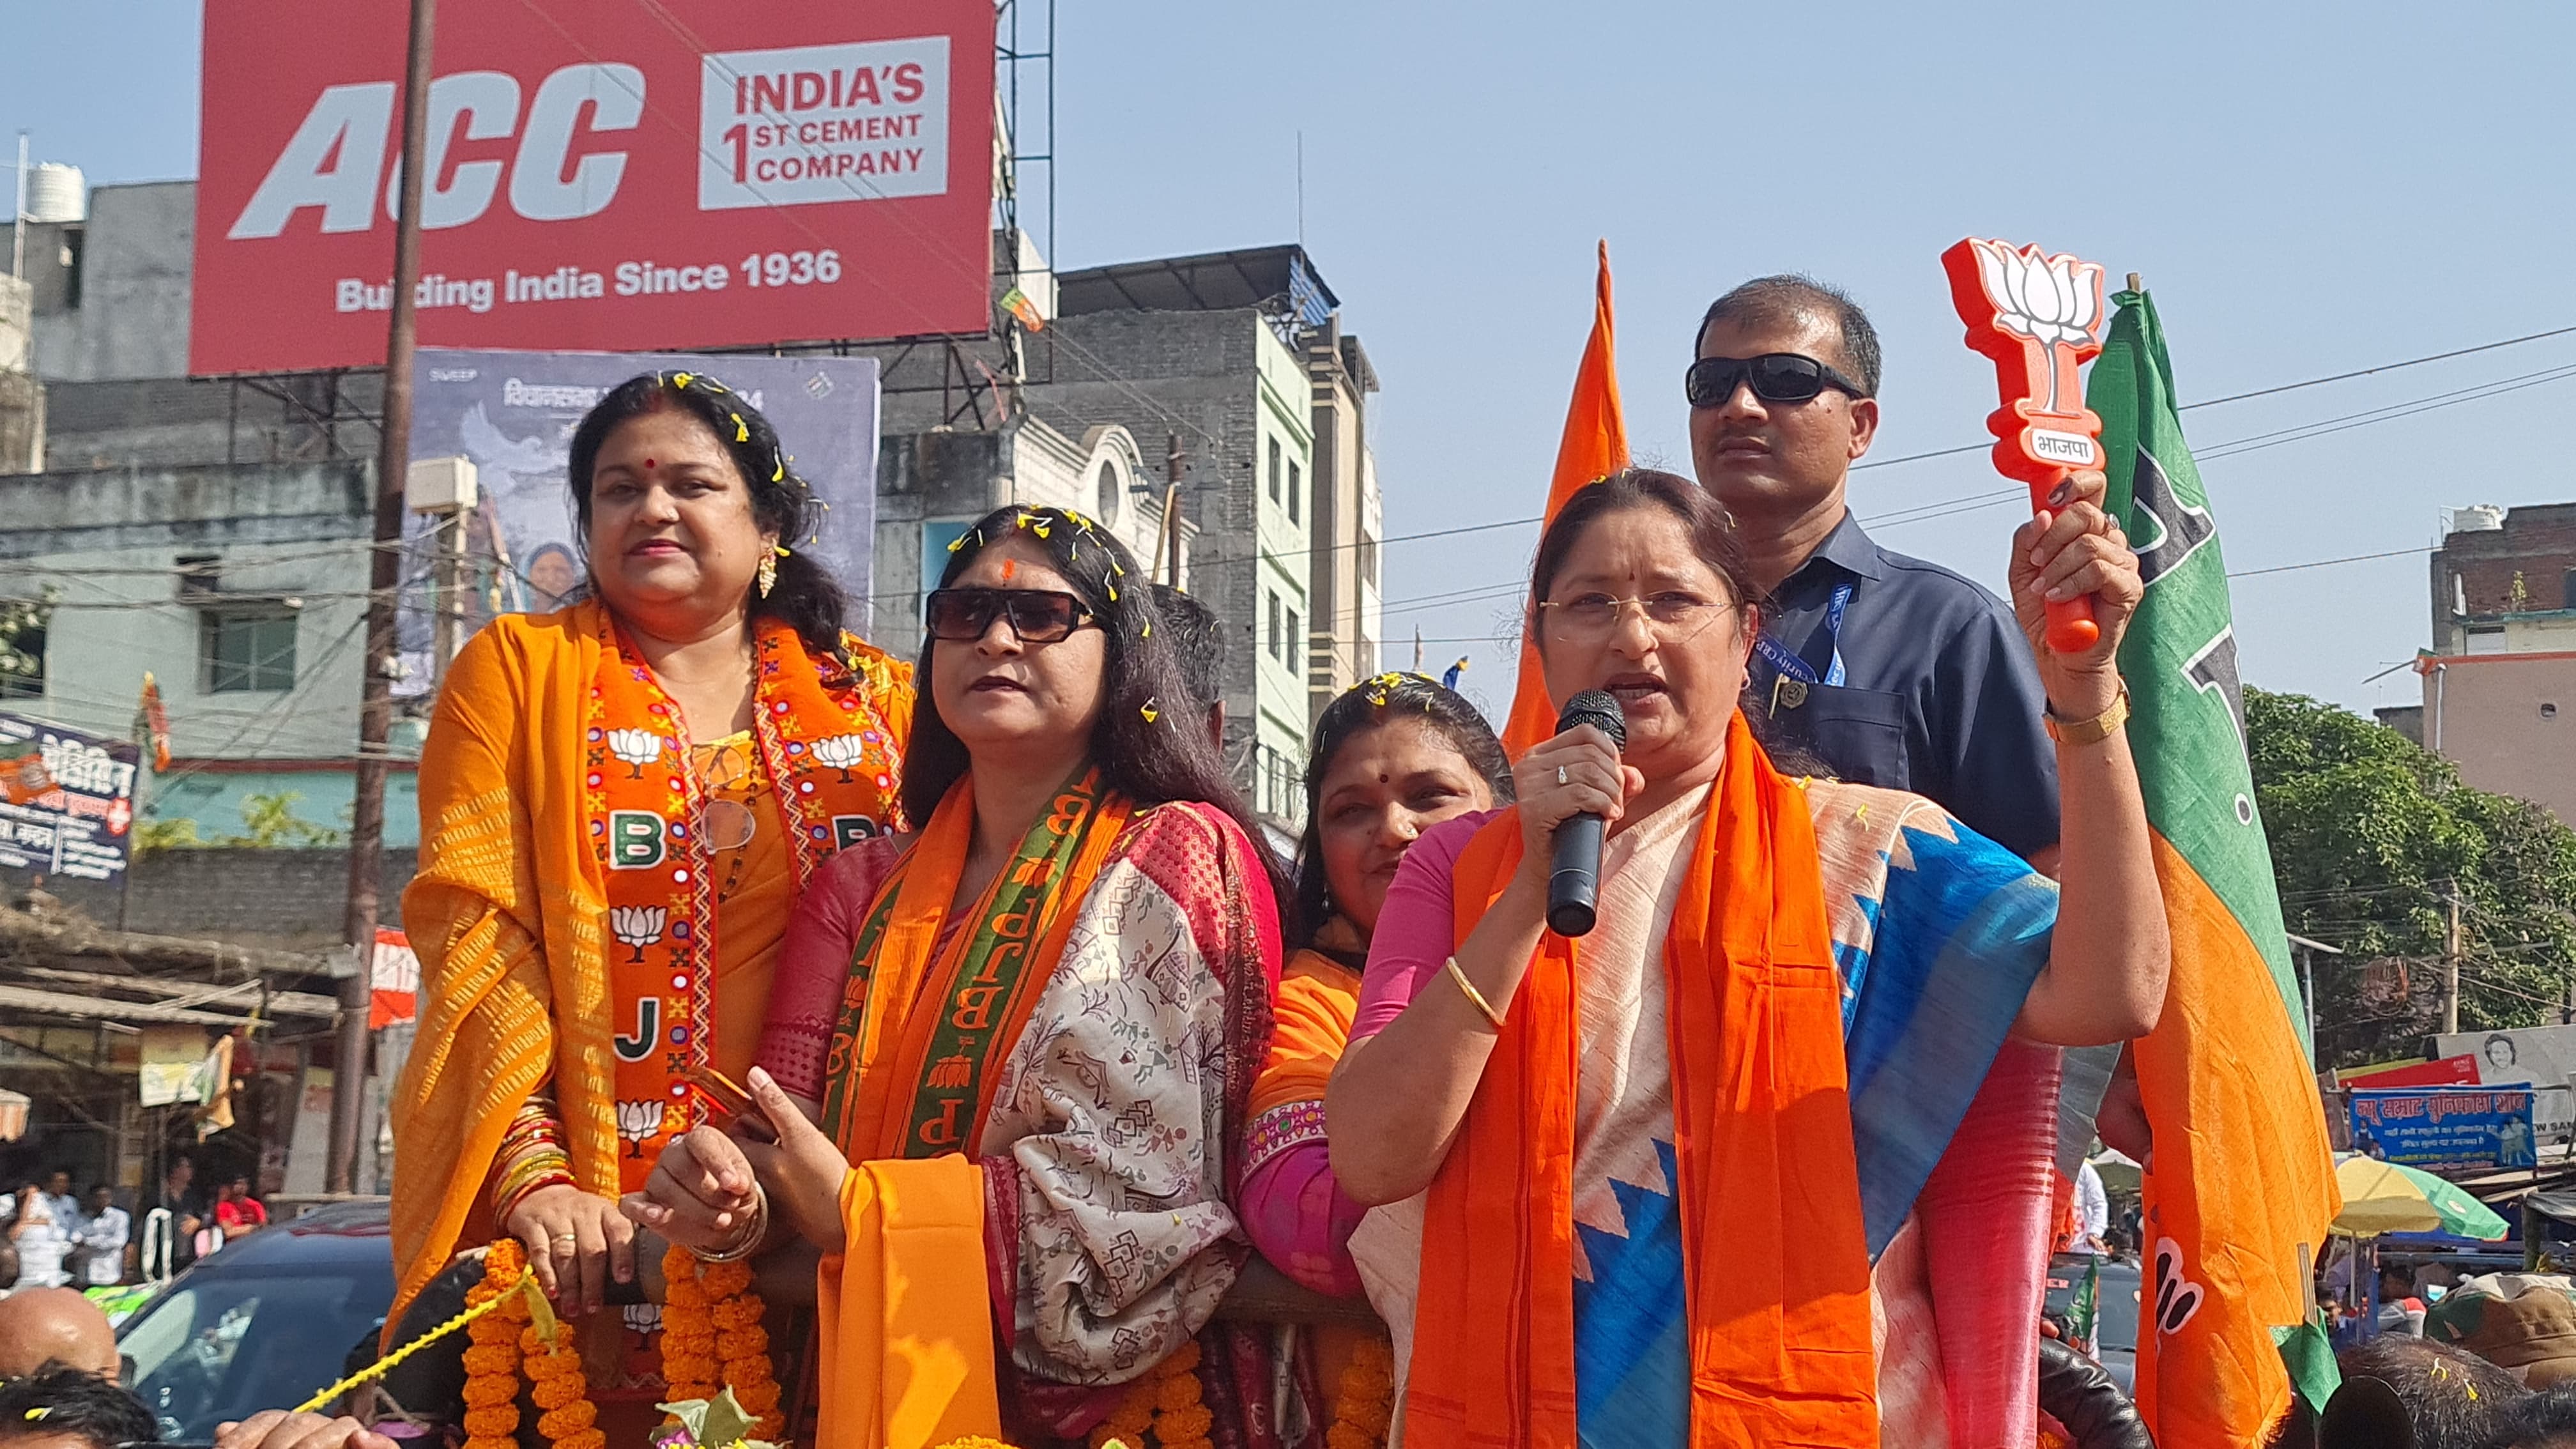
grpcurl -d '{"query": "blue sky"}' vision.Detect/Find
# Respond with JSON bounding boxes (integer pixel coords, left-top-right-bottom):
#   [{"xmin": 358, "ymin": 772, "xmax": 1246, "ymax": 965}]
[{"xmin": 8, "ymin": 1, "xmax": 2573, "ymax": 720}]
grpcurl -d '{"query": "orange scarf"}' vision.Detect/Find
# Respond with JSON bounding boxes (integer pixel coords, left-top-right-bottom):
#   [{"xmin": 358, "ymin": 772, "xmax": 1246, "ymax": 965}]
[
  {"xmin": 824, "ymin": 772, "xmax": 1133, "ymax": 1162},
  {"xmin": 389, "ymin": 602, "xmax": 909, "ymax": 1333},
  {"xmin": 1407, "ymin": 713, "xmax": 1878, "ymax": 1448},
  {"xmin": 809, "ymin": 773, "xmax": 1133, "ymax": 1449},
  {"xmin": 590, "ymin": 610, "xmax": 906, "ymax": 1187}
]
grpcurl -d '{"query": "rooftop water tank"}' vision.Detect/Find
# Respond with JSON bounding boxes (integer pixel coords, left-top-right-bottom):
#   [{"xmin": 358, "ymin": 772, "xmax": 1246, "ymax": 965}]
[
  {"xmin": 22, "ymin": 164, "xmax": 85, "ymax": 224},
  {"xmin": 2450, "ymin": 503, "xmax": 2506, "ymax": 535}
]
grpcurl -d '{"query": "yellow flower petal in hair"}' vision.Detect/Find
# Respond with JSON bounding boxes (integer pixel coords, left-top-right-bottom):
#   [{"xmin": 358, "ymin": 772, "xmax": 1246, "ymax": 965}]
[
  {"xmin": 770, "ymin": 451, "xmax": 786, "ymax": 484},
  {"xmin": 730, "ymin": 412, "xmax": 749, "ymax": 443},
  {"xmin": 1141, "ymin": 700, "xmax": 1160, "ymax": 724},
  {"xmin": 673, "ymin": 372, "xmax": 694, "ymax": 390}
]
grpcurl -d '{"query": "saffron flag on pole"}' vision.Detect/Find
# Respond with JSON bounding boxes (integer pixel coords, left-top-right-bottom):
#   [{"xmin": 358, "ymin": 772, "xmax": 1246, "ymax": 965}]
[
  {"xmin": 1501, "ymin": 241, "xmax": 1629, "ymax": 755},
  {"xmin": 2088, "ymin": 286, "xmax": 2340, "ymax": 1443}
]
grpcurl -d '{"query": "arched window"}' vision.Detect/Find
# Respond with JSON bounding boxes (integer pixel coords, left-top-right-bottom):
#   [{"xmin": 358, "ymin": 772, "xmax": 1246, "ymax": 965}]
[{"xmin": 1096, "ymin": 460, "xmax": 1125, "ymax": 525}]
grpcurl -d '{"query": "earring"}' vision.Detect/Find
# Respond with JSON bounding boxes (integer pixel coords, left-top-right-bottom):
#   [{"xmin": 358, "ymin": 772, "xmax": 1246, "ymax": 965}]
[{"xmin": 756, "ymin": 551, "xmax": 778, "ymax": 599}]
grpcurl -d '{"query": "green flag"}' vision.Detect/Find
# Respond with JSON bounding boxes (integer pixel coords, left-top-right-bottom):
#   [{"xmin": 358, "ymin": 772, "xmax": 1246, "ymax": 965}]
[{"xmin": 2090, "ymin": 288, "xmax": 2341, "ymax": 1445}]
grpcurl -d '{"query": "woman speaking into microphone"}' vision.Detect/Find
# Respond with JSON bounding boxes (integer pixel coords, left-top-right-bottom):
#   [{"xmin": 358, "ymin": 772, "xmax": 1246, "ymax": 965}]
[{"xmin": 1324, "ymin": 467, "xmax": 2168, "ymax": 1447}]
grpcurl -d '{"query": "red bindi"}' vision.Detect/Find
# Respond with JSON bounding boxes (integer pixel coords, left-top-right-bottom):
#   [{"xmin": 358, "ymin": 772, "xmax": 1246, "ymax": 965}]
[{"xmin": 643, "ymin": 457, "xmax": 657, "ymax": 470}]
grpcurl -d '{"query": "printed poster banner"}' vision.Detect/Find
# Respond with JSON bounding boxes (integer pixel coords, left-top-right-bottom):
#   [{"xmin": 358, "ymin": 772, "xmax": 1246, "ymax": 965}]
[
  {"xmin": 0, "ymin": 713, "xmax": 140, "ymax": 883},
  {"xmin": 2342, "ymin": 1055, "xmax": 2482, "ymax": 1090},
  {"xmin": 192, "ymin": 0, "xmax": 998, "ymax": 374},
  {"xmin": 2350, "ymin": 1087, "xmax": 2538, "ymax": 1170},
  {"xmin": 399, "ymin": 347, "xmax": 880, "ymax": 691},
  {"xmin": 2436, "ymin": 1025, "xmax": 2576, "ymax": 1142}
]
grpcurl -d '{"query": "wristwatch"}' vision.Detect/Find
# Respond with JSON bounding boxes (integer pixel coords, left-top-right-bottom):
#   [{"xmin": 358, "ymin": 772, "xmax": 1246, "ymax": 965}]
[{"xmin": 2044, "ymin": 682, "xmax": 2131, "ymax": 746}]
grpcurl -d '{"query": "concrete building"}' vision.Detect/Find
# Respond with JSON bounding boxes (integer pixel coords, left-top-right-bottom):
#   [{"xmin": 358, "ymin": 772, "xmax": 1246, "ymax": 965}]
[
  {"xmin": 0, "ymin": 458, "xmax": 419, "ymax": 847},
  {"xmin": 2414, "ymin": 503, "xmax": 2576, "ymax": 820}
]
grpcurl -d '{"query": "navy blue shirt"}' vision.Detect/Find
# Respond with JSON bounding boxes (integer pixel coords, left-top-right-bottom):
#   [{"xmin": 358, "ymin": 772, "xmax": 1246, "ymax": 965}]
[{"xmin": 1751, "ymin": 511, "xmax": 2061, "ymax": 859}]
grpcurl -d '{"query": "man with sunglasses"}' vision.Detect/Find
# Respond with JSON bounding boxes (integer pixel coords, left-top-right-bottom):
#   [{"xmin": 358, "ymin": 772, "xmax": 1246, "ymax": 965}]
[{"xmin": 1689, "ymin": 274, "xmax": 2063, "ymax": 868}]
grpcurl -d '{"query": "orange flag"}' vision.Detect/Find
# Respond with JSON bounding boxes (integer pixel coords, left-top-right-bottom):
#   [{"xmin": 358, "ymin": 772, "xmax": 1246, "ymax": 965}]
[{"xmin": 1502, "ymin": 242, "xmax": 1629, "ymax": 755}]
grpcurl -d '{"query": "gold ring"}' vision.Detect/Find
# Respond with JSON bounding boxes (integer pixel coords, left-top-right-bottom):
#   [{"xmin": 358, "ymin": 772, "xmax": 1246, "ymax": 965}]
[{"xmin": 552, "ymin": 1233, "xmax": 579, "ymax": 1246}]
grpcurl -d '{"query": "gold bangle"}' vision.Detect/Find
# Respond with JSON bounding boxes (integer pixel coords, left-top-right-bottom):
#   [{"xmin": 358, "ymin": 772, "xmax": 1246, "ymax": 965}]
[
  {"xmin": 2044, "ymin": 681, "xmax": 2131, "ymax": 746},
  {"xmin": 1445, "ymin": 956, "xmax": 1507, "ymax": 1032}
]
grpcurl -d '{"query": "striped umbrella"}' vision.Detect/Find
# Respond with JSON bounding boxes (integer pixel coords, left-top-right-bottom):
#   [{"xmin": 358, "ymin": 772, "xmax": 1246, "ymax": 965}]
[{"xmin": 2333, "ymin": 1153, "xmax": 2510, "ymax": 1239}]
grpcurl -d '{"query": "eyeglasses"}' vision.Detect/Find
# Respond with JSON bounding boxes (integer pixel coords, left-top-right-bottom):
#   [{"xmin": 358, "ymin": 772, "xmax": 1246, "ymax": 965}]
[
  {"xmin": 1537, "ymin": 592, "xmax": 1733, "ymax": 643},
  {"xmin": 1683, "ymin": 352, "xmax": 1871, "ymax": 409},
  {"xmin": 924, "ymin": 587, "xmax": 1096, "ymax": 643}
]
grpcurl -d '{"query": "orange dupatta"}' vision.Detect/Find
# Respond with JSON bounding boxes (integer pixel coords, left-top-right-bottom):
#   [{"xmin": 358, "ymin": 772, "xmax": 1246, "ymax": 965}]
[
  {"xmin": 1406, "ymin": 713, "xmax": 1879, "ymax": 1448},
  {"xmin": 812, "ymin": 772, "xmax": 1132, "ymax": 1449}
]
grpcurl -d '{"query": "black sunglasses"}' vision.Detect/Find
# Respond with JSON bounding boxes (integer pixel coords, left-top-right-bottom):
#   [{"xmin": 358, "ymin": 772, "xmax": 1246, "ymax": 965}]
[
  {"xmin": 924, "ymin": 587, "xmax": 1096, "ymax": 643},
  {"xmin": 1683, "ymin": 352, "xmax": 1871, "ymax": 408}
]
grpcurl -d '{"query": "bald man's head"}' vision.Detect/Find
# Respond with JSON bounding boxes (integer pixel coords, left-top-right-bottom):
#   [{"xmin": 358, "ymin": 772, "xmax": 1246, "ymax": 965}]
[{"xmin": 0, "ymin": 1288, "xmax": 119, "ymax": 1383}]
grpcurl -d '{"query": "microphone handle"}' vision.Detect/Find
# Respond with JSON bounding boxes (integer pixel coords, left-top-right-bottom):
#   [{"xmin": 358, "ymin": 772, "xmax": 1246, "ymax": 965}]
[{"xmin": 1547, "ymin": 811, "xmax": 1607, "ymax": 937}]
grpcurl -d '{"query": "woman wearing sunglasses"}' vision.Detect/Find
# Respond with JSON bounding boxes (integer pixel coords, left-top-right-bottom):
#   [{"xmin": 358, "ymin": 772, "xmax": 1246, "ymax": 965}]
[
  {"xmin": 627, "ymin": 505, "xmax": 1291, "ymax": 1449},
  {"xmin": 1326, "ymin": 468, "xmax": 2168, "ymax": 1447},
  {"xmin": 388, "ymin": 372, "xmax": 913, "ymax": 1435}
]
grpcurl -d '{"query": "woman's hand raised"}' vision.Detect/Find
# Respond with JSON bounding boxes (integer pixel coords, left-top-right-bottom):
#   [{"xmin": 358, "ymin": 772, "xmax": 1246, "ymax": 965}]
[
  {"xmin": 621, "ymin": 1066, "xmax": 854, "ymax": 1257},
  {"xmin": 1510, "ymin": 724, "xmax": 1641, "ymax": 875},
  {"xmin": 2009, "ymin": 469, "xmax": 2145, "ymax": 720}
]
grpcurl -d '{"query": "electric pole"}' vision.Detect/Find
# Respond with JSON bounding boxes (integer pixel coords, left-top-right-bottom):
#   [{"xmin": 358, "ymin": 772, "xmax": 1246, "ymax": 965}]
[
  {"xmin": 331, "ymin": 0, "xmax": 436, "ymax": 1195},
  {"xmin": 2442, "ymin": 884, "xmax": 2464, "ymax": 1038}
]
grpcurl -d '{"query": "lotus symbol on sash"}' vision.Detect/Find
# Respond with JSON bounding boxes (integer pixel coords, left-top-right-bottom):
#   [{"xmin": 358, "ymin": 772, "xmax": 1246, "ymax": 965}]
[
  {"xmin": 1965, "ymin": 240, "xmax": 2103, "ymax": 413},
  {"xmin": 809, "ymin": 733, "xmax": 868, "ymax": 783},
  {"xmin": 611, "ymin": 905, "xmax": 668, "ymax": 962},
  {"xmin": 622, "ymin": 1305, "xmax": 663, "ymax": 1335},
  {"xmin": 607, "ymin": 728, "xmax": 665, "ymax": 779},
  {"xmin": 615, "ymin": 1099, "xmax": 666, "ymax": 1156}
]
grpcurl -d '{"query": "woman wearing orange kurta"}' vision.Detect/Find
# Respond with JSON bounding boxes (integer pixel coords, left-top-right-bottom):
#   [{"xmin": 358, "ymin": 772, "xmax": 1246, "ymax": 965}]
[
  {"xmin": 1238, "ymin": 674, "xmax": 1510, "ymax": 1443},
  {"xmin": 387, "ymin": 373, "xmax": 911, "ymax": 1415}
]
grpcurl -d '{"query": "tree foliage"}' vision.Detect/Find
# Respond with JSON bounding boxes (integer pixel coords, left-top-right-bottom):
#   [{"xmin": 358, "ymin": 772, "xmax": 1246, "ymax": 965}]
[
  {"xmin": 0, "ymin": 588, "xmax": 57, "ymax": 686},
  {"xmin": 2249, "ymin": 687, "xmax": 2576, "ymax": 1067},
  {"xmin": 133, "ymin": 790, "xmax": 346, "ymax": 852}
]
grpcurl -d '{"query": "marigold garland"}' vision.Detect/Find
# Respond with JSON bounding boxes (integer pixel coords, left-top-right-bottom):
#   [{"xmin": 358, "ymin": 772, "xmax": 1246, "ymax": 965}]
[
  {"xmin": 661, "ymin": 1243, "xmax": 783, "ymax": 1439},
  {"xmin": 451, "ymin": 1239, "xmax": 611, "ymax": 1449},
  {"xmin": 1324, "ymin": 1334, "xmax": 1395, "ymax": 1449},
  {"xmin": 1084, "ymin": 1339, "xmax": 1209, "ymax": 1449},
  {"xmin": 459, "ymin": 1242, "xmax": 530, "ymax": 1449}
]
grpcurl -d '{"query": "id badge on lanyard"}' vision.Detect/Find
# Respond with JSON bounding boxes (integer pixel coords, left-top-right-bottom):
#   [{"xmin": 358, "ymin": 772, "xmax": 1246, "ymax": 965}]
[{"xmin": 1754, "ymin": 581, "xmax": 1851, "ymax": 713}]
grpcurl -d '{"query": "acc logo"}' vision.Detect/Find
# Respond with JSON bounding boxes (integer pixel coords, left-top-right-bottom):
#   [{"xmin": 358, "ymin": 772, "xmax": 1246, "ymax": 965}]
[
  {"xmin": 608, "ymin": 811, "xmax": 666, "ymax": 870},
  {"xmin": 230, "ymin": 64, "xmax": 643, "ymax": 239}
]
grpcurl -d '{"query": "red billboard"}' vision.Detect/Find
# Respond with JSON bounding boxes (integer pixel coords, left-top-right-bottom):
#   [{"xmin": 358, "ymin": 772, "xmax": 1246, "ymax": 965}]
[{"xmin": 191, "ymin": 0, "xmax": 997, "ymax": 376}]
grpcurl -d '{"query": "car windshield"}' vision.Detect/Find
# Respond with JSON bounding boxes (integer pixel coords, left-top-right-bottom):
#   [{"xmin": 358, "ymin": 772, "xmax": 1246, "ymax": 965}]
[{"xmin": 119, "ymin": 1268, "xmax": 389, "ymax": 1443}]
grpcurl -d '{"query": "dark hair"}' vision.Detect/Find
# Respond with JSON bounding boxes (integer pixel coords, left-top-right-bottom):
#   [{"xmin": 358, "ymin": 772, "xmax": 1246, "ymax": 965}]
[
  {"xmin": 906, "ymin": 506, "xmax": 1287, "ymax": 901},
  {"xmin": 2502, "ymin": 1382, "xmax": 2576, "ymax": 1448},
  {"xmin": 565, "ymin": 372, "xmax": 851, "ymax": 661},
  {"xmin": 1289, "ymin": 674, "xmax": 1513, "ymax": 948},
  {"xmin": 0, "ymin": 1241, "xmax": 19, "ymax": 1291},
  {"xmin": 1528, "ymin": 468, "xmax": 1760, "ymax": 625},
  {"xmin": 1696, "ymin": 274, "xmax": 1883, "ymax": 398},
  {"xmin": 0, "ymin": 1367, "xmax": 157, "ymax": 1449},
  {"xmin": 2333, "ymin": 1337, "xmax": 2528, "ymax": 1449},
  {"xmin": 1151, "ymin": 584, "xmax": 1227, "ymax": 714}
]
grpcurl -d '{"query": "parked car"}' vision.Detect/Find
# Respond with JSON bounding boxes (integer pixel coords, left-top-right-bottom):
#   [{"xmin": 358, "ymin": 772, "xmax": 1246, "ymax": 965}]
[
  {"xmin": 116, "ymin": 1198, "xmax": 395, "ymax": 1445},
  {"xmin": 2044, "ymin": 1250, "xmax": 2143, "ymax": 1396}
]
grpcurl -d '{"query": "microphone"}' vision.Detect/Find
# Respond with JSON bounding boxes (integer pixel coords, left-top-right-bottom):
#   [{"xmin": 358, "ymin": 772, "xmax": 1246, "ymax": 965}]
[{"xmin": 1545, "ymin": 690, "xmax": 1627, "ymax": 937}]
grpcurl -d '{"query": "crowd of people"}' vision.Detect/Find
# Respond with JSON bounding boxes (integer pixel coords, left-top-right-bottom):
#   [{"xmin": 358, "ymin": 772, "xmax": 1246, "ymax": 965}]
[
  {"xmin": 0, "ymin": 1156, "xmax": 266, "ymax": 1294},
  {"xmin": 0, "ymin": 272, "xmax": 2209, "ymax": 1446}
]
